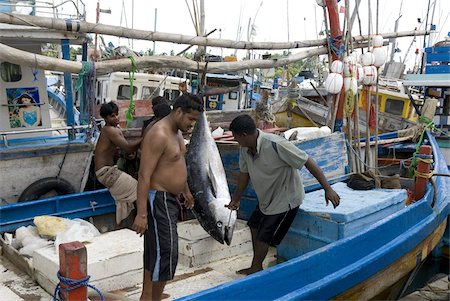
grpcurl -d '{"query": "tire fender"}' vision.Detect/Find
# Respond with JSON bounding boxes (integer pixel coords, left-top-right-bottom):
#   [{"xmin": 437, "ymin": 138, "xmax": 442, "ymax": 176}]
[{"xmin": 18, "ymin": 177, "xmax": 76, "ymax": 202}]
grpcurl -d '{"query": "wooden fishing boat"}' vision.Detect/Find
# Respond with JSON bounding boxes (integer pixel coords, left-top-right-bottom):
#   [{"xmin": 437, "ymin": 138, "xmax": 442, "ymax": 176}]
[
  {"xmin": 271, "ymin": 77, "xmax": 435, "ymax": 135},
  {"xmin": 0, "ymin": 4, "xmax": 97, "ymax": 207},
  {"xmin": 176, "ymin": 130, "xmax": 449, "ymax": 300},
  {"xmin": 1, "ymin": 2, "xmax": 448, "ymax": 300}
]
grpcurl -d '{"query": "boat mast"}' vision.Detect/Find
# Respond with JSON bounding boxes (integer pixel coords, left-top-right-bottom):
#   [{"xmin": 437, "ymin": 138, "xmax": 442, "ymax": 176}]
[
  {"xmin": 325, "ymin": 0, "xmax": 344, "ymax": 132},
  {"xmin": 389, "ymin": 0, "xmax": 403, "ymax": 62}
]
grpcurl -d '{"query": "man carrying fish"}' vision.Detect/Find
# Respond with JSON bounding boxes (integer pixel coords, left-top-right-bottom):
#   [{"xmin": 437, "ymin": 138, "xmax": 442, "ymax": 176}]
[
  {"xmin": 226, "ymin": 114, "xmax": 341, "ymax": 275},
  {"xmin": 132, "ymin": 93, "xmax": 203, "ymax": 301}
]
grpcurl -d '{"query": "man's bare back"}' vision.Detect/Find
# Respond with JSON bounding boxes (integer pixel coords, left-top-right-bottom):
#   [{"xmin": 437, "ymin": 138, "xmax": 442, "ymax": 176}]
[
  {"xmin": 95, "ymin": 126, "xmax": 122, "ymax": 170},
  {"xmin": 94, "ymin": 111, "xmax": 141, "ymax": 171}
]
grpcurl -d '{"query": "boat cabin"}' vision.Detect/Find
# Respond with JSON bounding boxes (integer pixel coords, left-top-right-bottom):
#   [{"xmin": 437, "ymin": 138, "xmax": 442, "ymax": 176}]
[{"xmin": 95, "ymin": 72, "xmax": 190, "ymax": 127}]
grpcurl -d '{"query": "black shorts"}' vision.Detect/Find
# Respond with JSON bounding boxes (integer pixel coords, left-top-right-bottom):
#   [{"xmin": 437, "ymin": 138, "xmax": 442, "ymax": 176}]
[
  {"xmin": 247, "ymin": 205, "xmax": 299, "ymax": 246},
  {"xmin": 144, "ymin": 190, "xmax": 180, "ymax": 282}
]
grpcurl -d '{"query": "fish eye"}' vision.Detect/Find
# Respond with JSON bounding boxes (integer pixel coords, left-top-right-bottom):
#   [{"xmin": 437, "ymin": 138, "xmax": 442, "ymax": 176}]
[{"xmin": 216, "ymin": 221, "xmax": 222, "ymax": 228}]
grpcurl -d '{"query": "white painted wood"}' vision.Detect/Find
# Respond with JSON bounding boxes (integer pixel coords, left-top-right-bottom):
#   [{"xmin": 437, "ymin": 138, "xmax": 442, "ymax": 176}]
[{"xmin": 178, "ymin": 219, "xmax": 252, "ymax": 268}]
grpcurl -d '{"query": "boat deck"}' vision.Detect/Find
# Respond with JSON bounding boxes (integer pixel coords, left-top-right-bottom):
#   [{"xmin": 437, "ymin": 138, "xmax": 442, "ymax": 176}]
[
  {"xmin": 0, "ymin": 243, "xmax": 277, "ymax": 300},
  {"xmin": 0, "ymin": 219, "xmax": 278, "ymax": 301}
]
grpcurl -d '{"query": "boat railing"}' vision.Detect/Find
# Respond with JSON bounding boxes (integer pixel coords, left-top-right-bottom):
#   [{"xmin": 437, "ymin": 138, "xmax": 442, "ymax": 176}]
[
  {"xmin": 1, "ymin": 124, "xmax": 91, "ymax": 147},
  {"xmin": 0, "ymin": 0, "xmax": 85, "ymax": 21}
]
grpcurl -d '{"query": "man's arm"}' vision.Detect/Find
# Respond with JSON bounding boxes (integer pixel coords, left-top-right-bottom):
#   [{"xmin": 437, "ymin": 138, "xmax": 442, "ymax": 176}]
[
  {"xmin": 132, "ymin": 130, "xmax": 166, "ymax": 236},
  {"xmin": 104, "ymin": 126, "xmax": 142, "ymax": 153},
  {"xmin": 304, "ymin": 157, "xmax": 340, "ymax": 208},
  {"xmin": 226, "ymin": 172, "xmax": 250, "ymax": 210}
]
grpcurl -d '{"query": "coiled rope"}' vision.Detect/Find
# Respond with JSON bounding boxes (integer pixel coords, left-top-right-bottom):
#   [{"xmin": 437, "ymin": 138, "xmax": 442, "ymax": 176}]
[{"xmin": 53, "ymin": 271, "xmax": 104, "ymax": 301}]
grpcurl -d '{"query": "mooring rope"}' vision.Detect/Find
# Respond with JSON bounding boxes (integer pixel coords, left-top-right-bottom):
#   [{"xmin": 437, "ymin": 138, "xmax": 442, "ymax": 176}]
[{"xmin": 53, "ymin": 271, "xmax": 104, "ymax": 301}]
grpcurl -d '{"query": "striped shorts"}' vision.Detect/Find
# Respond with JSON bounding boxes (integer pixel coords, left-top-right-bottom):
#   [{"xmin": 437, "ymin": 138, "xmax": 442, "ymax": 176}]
[{"xmin": 144, "ymin": 190, "xmax": 180, "ymax": 281}]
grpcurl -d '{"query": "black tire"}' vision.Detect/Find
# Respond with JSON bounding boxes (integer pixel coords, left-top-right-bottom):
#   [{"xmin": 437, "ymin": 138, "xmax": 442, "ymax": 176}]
[{"xmin": 18, "ymin": 177, "xmax": 76, "ymax": 202}]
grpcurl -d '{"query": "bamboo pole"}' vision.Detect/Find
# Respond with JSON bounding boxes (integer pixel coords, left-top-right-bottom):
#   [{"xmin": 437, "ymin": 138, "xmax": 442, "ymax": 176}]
[
  {"xmin": 0, "ymin": 13, "xmax": 430, "ymax": 51},
  {"xmin": 374, "ymin": 0, "xmax": 380, "ymax": 170},
  {"xmin": 354, "ymin": 89, "xmax": 362, "ymax": 173},
  {"xmin": 364, "ymin": 86, "xmax": 372, "ymax": 170},
  {"xmin": 0, "ymin": 41, "xmax": 325, "ymax": 74}
]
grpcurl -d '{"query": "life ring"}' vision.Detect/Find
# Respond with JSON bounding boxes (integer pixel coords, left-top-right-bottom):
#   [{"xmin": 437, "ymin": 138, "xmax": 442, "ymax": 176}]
[{"xmin": 18, "ymin": 177, "xmax": 76, "ymax": 202}]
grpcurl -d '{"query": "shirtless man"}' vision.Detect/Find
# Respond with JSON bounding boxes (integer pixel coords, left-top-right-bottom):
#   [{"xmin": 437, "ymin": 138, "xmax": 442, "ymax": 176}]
[
  {"xmin": 132, "ymin": 93, "xmax": 203, "ymax": 301},
  {"xmin": 94, "ymin": 102, "xmax": 141, "ymax": 225}
]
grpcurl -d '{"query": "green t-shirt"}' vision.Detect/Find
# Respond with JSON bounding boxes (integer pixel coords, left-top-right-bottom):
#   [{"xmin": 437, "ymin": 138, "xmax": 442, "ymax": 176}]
[{"xmin": 239, "ymin": 130, "xmax": 308, "ymax": 215}]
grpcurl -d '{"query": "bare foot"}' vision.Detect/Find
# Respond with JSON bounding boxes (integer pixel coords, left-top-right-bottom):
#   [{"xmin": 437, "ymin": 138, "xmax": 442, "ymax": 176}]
[
  {"xmin": 162, "ymin": 293, "xmax": 170, "ymax": 299},
  {"xmin": 236, "ymin": 267, "xmax": 262, "ymax": 275}
]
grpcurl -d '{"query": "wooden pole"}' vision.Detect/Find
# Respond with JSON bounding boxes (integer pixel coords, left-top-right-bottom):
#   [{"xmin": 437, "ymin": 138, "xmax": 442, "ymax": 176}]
[
  {"xmin": 374, "ymin": 0, "xmax": 380, "ymax": 170},
  {"xmin": 354, "ymin": 89, "xmax": 362, "ymax": 172},
  {"xmin": 58, "ymin": 241, "xmax": 87, "ymax": 300},
  {"xmin": 0, "ymin": 13, "xmax": 429, "ymax": 51},
  {"xmin": 364, "ymin": 86, "xmax": 372, "ymax": 170},
  {"xmin": 413, "ymin": 145, "xmax": 433, "ymax": 201}
]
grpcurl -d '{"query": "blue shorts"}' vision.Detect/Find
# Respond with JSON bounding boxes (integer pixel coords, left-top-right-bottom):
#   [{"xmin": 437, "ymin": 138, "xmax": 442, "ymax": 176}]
[{"xmin": 144, "ymin": 190, "xmax": 180, "ymax": 281}]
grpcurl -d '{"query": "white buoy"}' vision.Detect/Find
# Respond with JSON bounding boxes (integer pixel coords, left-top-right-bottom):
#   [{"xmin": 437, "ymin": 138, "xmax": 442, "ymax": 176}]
[
  {"xmin": 324, "ymin": 73, "xmax": 343, "ymax": 94},
  {"xmin": 331, "ymin": 60, "xmax": 344, "ymax": 73},
  {"xmin": 344, "ymin": 77, "xmax": 358, "ymax": 94},
  {"xmin": 360, "ymin": 52, "xmax": 375, "ymax": 66},
  {"xmin": 372, "ymin": 47, "xmax": 387, "ymax": 67},
  {"xmin": 363, "ymin": 65, "xmax": 378, "ymax": 85},
  {"xmin": 372, "ymin": 35, "xmax": 384, "ymax": 47},
  {"xmin": 355, "ymin": 63, "xmax": 364, "ymax": 83},
  {"xmin": 315, "ymin": 0, "xmax": 326, "ymax": 7},
  {"xmin": 343, "ymin": 56, "xmax": 356, "ymax": 77}
]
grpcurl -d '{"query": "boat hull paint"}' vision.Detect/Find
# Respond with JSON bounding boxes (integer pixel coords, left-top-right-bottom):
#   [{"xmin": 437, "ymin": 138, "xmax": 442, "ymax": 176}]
[
  {"xmin": 176, "ymin": 131, "xmax": 450, "ymax": 300},
  {"xmin": 334, "ymin": 220, "xmax": 447, "ymax": 300},
  {"xmin": 0, "ymin": 140, "xmax": 94, "ymax": 204},
  {"xmin": 0, "ymin": 189, "xmax": 115, "ymax": 233}
]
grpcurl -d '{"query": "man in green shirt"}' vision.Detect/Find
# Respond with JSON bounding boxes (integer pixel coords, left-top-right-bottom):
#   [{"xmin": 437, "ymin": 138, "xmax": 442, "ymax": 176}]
[{"xmin": 226, "ymin": 114, "xmax": 340, "ymax": 275}]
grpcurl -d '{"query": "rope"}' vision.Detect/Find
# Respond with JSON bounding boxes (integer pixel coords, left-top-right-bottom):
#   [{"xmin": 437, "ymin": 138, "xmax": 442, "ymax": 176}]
[
  {"xmin": 408, "ymin": 121, "xmax": 435, "ymax": 177},
  {"xmin": 53, "ymin": 272, "xmax": 104, "ymax": 301},
  {"xmin": 327, "ymin": 35, "xmax": 346, "ymax": 58},
  {"xmin": 125, "ymin": 56, "xmax": 137, "ymax": 126},
  {"xmin": 32, "ymin": 54, "xmax": 39, "ymax": 81},
  {"xmin": 75, "ymin": 61, "xmax": 91, "ymax": 124}
]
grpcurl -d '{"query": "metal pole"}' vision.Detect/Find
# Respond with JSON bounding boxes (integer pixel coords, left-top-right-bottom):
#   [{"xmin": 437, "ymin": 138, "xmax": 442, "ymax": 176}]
[
  {"xmin": 153, "ymin": 8, "xmax": 157, "ymax": 55},
  {"xmin": 94, "ymin": 0, "xmax": 99, "ymax": 61},
  {"xmin": 131, "ymin": 0, "xmax": 134, "ymax": 49},
  {"xmin": 61, "ymin": 39, "xmax": 75, "ymax": 140}
]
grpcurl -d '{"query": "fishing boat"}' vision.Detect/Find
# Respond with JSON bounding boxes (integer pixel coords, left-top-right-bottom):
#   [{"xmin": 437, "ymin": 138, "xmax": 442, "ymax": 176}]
[
  {"xmin": 177, "ymin": 128, "xmax": 449, "ymax": 300},
  {"xmin": 0, "ymin": 2, "xmax": 115, "ymax": 235},
  {"xmin": 271, "ymin": 73, "xmax": 435, "ymax": 135},
  {"xmin": 0, "ymin": 1, "xmax": 448, "ymax": 300},
  {"xmin": 95, "ymin": 71, "xmax": 191, "ymax": 128}
]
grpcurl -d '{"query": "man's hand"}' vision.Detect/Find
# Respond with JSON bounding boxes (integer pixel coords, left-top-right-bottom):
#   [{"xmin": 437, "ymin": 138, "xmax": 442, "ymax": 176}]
[
  {"xmin": 325, "ymin": 188, "xmax": 340, "ymax": 209},
  {"xmin": 183, "ymin": 191, "xmax": 195, "ymax": 209},
  {"xmin": 132, "ymin": 215, "xmax": 148, "ymax": 236},
  {"xmin": 225, "ymin": 198, "xmax": 240, "ymax": 211}
]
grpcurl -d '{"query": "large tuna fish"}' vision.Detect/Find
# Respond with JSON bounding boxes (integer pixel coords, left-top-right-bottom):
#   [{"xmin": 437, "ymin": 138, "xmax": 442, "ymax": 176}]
[{"xmin": 186, "ymin": 112, "xmax": 237, "ymax": 245}]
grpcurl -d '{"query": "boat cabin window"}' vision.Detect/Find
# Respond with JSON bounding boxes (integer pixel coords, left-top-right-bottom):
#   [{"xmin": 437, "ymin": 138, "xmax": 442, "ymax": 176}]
[
  {"xmin": 164, "ymin": 89, "xmax": 180, "ymax": 101},
  {"xmin": 385, "ymin": 98, "xmax": 404, "ymax": 116},
  {"xmin": 96, "ymin": 81, "xmax": 102, "ymax": 98},
  {"xmin": 1, "ymin": 62, "xmax": 22, "ymax": 82},
  {"xmin": 229, "ymin": 91, "xmax": 238, "ymax": 100},
  {"xmin": 117, "ymin": 85, "xmax": 138, "ymax": 100},
  {"xmin": 142, "ymin": 86, "xmax": 160, "ymax": 100}
]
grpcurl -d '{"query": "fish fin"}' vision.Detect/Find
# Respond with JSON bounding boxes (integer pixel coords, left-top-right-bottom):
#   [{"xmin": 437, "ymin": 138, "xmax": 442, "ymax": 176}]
[{"xmin": 208, "ymin": 162, "xmax": 218, "ymax": 198}]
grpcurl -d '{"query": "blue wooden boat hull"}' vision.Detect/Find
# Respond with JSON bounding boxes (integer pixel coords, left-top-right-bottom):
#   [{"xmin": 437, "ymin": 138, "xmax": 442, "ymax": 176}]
[
  {"xmin": 177, "ymin": 131, "xmax": 450, "ymax": 300},
  {"xmin": 0, "ymin": 189, "xmax": 115, "ymax": 233}
]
